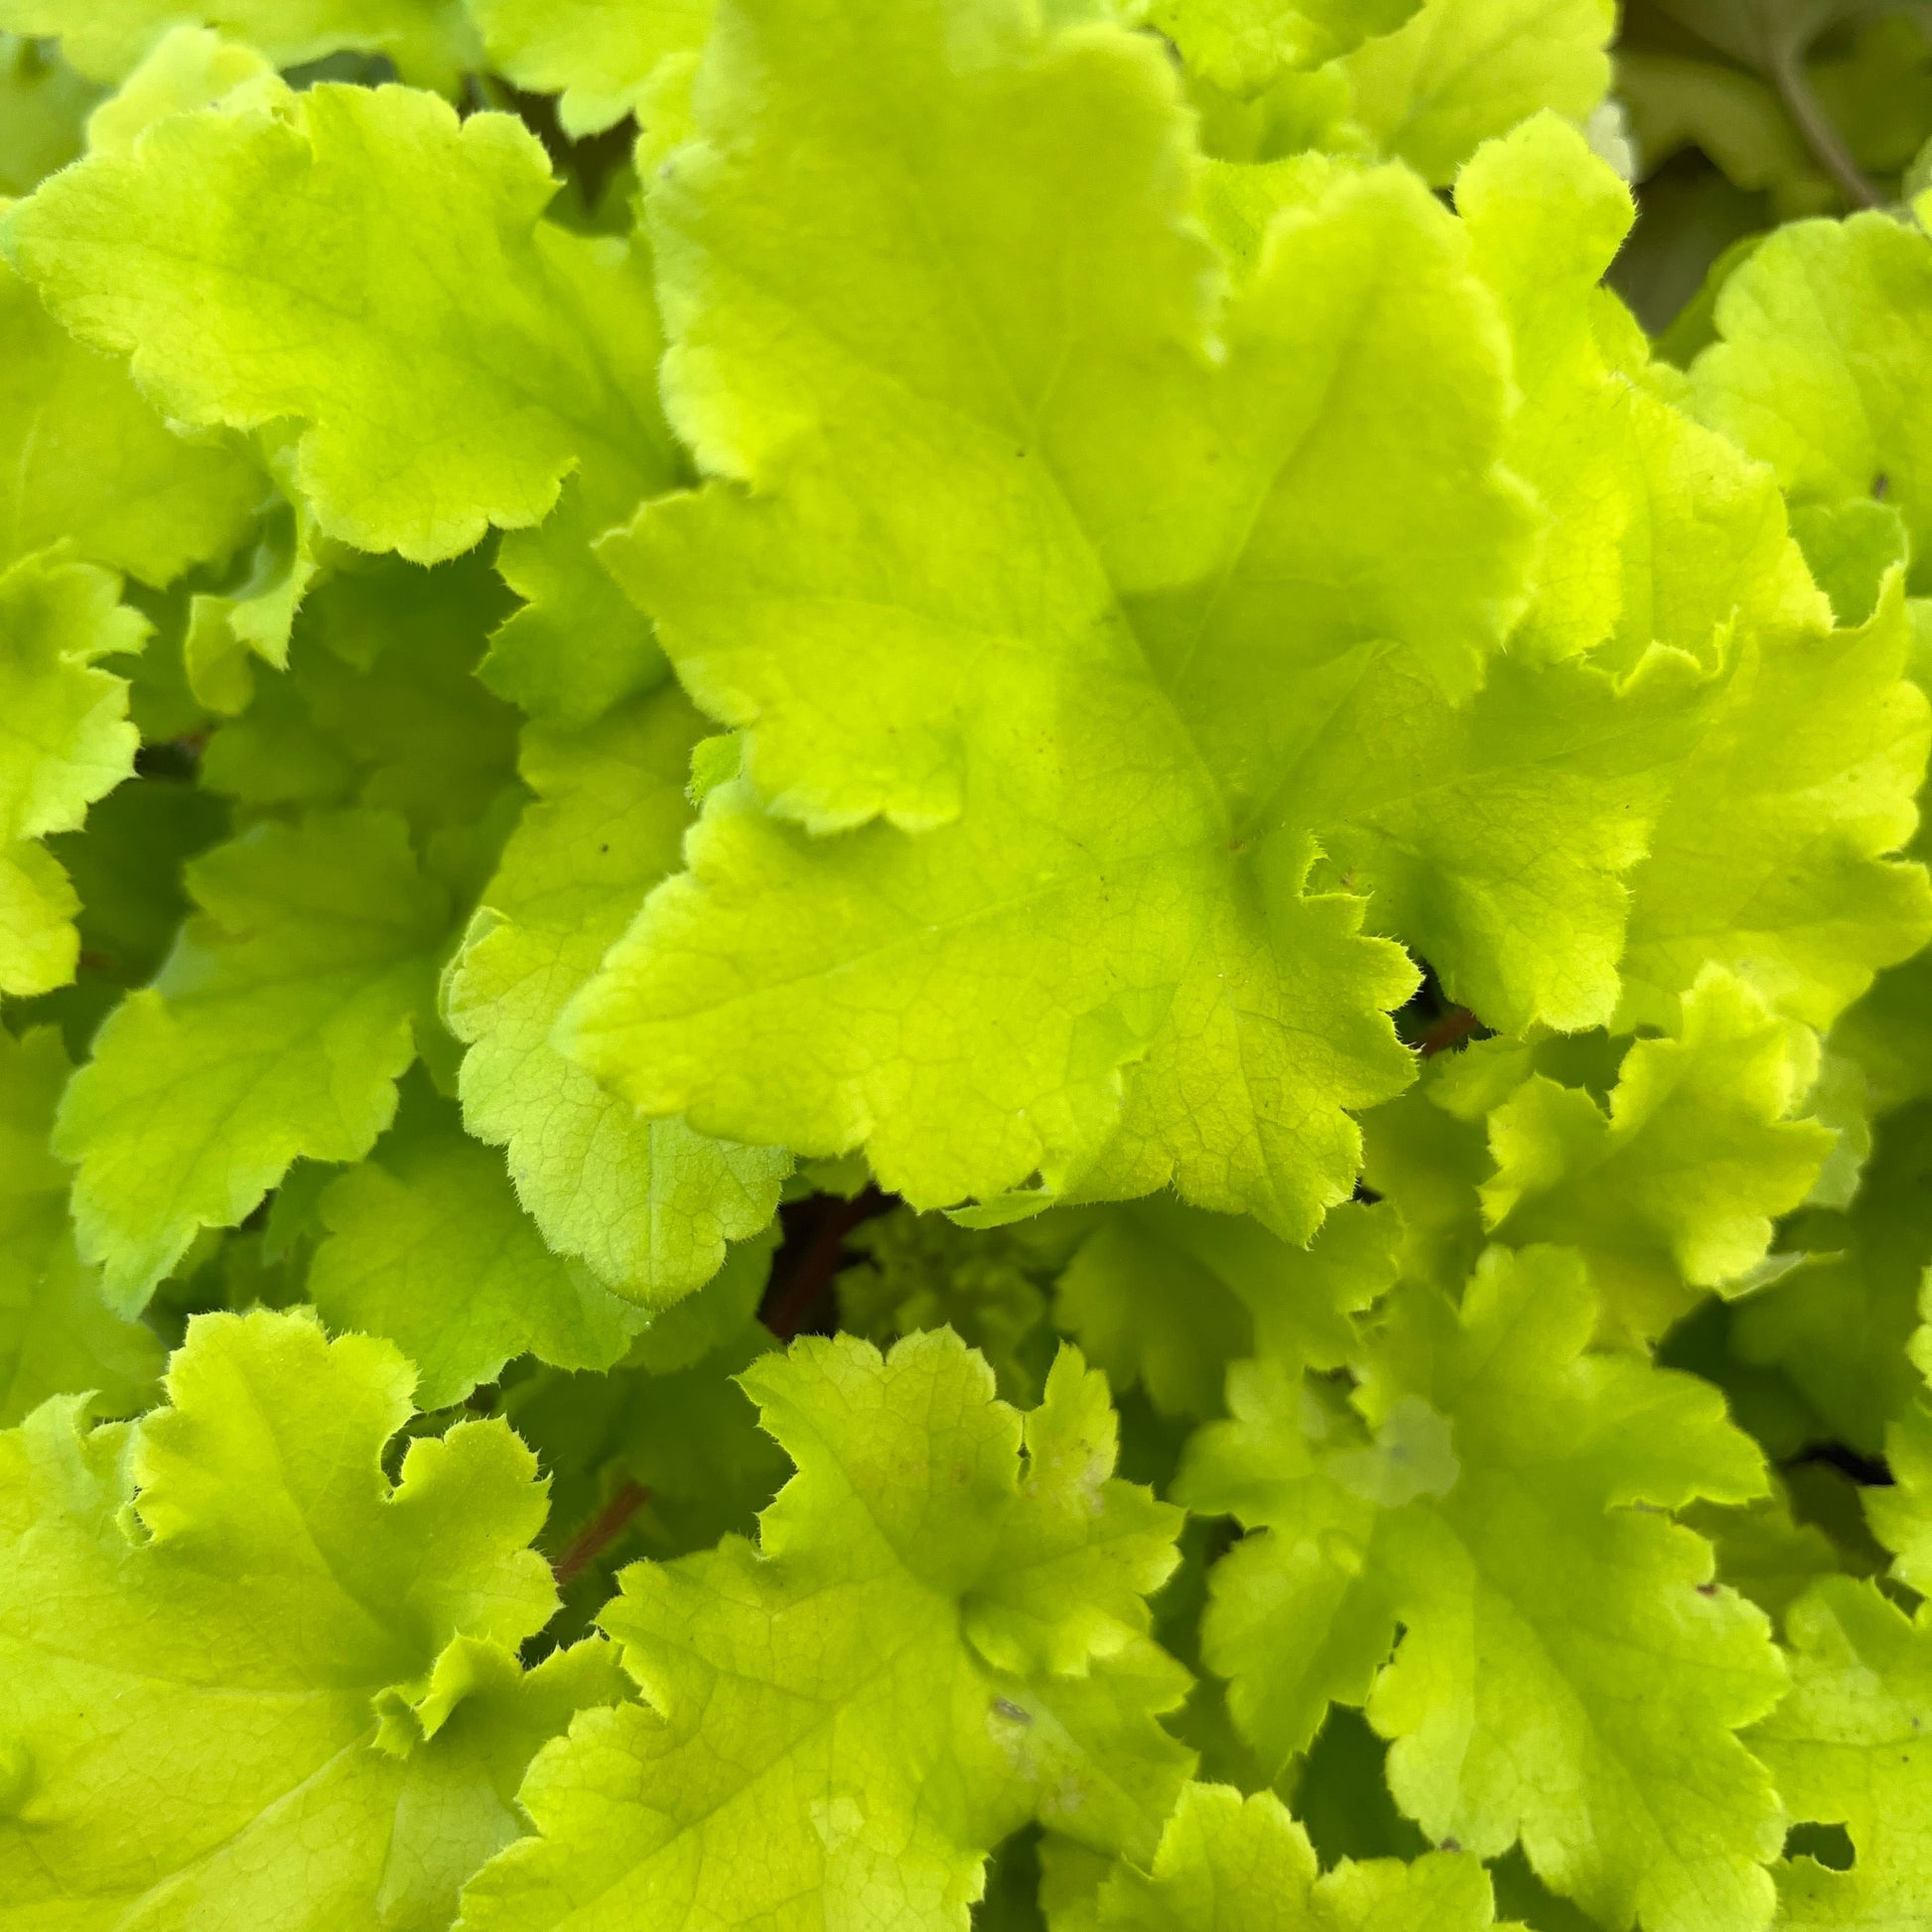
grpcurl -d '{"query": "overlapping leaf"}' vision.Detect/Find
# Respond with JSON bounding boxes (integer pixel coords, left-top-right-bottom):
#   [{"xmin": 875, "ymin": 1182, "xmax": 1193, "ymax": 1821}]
[
  {"xmin": 0, "ymin": 254, "xmax": 258, "ymax": 588},
  {"xmin": 1053, "ymin": 1197, "xmax": 1397, "ymax": 1419},
  {"xmin": 0, "ymin": 0, "xmax": 483, "ymax": 88},
  {"xmin": 1458, "ymin": 116, "xmax": 1822, "ymax": 671},
  {"xmin": 1744, "ymin": 1297, "xmax": 1932, "ymax": 1929},
  {"xmin": 1731, "ymin": 1098, "xmax": 1932, "ymax": 1455},
  {"xmin": 466, "ymin": 0, "xmax": 711, "ymax": 137},
  {"xmin": 457, "ymin": 1331, "xmax": 1192, "ymax": 1932},
  {"xmin": 567, "ymin": 0, "xmax": 1545, "ymax": 1232},
  {"xmin": 56, "ymin": 808, "xmax": 450, "ymax": 1304},
  {"xmin": 4, "ymin": 75, "xmax": 678, "ymax": 714},
  {"xmin": 1613, "ymin": 573, "xmax": 1932, "ymax": 1032},
  {"xmin": 1178, "ymin": 1244, "xmax": 1787, "ymax": 1932},
  {"xmin": 1336, "ymin": 0, "xmax": 1614, "ymax": 184},
  {"xmin": 0, "ymin": 1308, "xmax": 621, "ymax": 1930},
  {"xmin": 0, "ymin": 549, "xmax": 148, "ymax": 999},
  {"xmin": 1483, "ymin": 966, "xmax": 1835, "ymax": 1339},
  {"xmin": 0, "ymin": 34, "xmax": 99, "ymax": 196},
  {"xmin": 1091, "ymin": 1782, "xmax": 1500, "ymax": 1932},
  {"xmin": 1691, "ymin": 194, "xmax": 1932, "ymax": 575},
  {"xmin": 0, "ymin": 1025, "xmax": 157, "ymax": 1424},
  {"xmin": 308, "ymin": 1077, "xmax": 647, "ymax": 1410},
  {"xmin": 444, "ymin": 683, "xmax": 787, "ymax": 1303}
]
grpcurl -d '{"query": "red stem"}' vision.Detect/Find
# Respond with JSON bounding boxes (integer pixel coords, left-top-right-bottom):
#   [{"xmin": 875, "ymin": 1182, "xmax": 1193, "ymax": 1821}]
[
  {"xmin": 1418, "ymin": 1007, "xmax": 1480, "ymax": 1057},
  {"xmin": 552, "ymin": 1479, "xmax": 650, "ymax": 1588},
  {"xmin": 762, "ymin": 1193, "xmax": 880, "ymax": 1340}
]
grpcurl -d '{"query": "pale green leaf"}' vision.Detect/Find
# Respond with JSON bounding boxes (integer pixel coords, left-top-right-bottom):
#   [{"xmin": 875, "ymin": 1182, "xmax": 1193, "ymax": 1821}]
[
  {"xmin": 1150, "ymin": 0, "xmax": 1420, "ymax": 94},
  {"xmin": 1615, "ymin": 575, "xmax": 1932, "ymax": 1033},
  {"xmin": 1053, "ymin": 1198, "xmax": 1397, "ymax": 1420},
  {"xmin": 1482, "ymin": 966, "xmax": 1836, "ymax": 1340},
  {"xmin": 1358, "ymin": 1057, "xmax": 1494, "ymax": 1295},
  {"xmin": 1747, "ymin": 1576, "xmax": 1932, "ymax": 1926},
  {"xmin": 1336, "ymin": 0, "xmax": 1614, "ymax": 186},
  {"xmin": 1095, "ymin": 1782, "xmax": 1499, "ymax": 1931},
  {"xmin": 84, "ymin": 21, "xmax": 273, "ymax": 154},
  {"xmin": 0, "ymin": 254, "xmax": 259, "ymax": 588},
  {"xmin": 1692, "ymin": 208, "xmax": 1932, "ymax": 577},
  {"xmin": 1178, "ymin": 1244, "xmax": 1787, "ymax": 1932},
  {"xmin": 55, "ymin": 809, "xmax": 451, "ymax": 1307},
  {"xmin": 0, "ymin": 1307, "xmax": 621, "ymax": 1931},
  {"xmin": 309, "ymin": 1078, "xmax": 648, "ymax": 1411},
  {"xmin": 1732, "ymin": 1098, "xmax": 1932, "ymax": 1456},
  {"xmin": 1456, "ymin": 113, "xmax": 1824, "ymax": 671},
  {"xmin": 444, "ymin": 683, "xmax": 787, "ymax": 1304},
  {"xmin": 0, "ymin": 1024, "xmax": 158, "ymax": 1425},
  {"xmin": 0, "ymin": 35, "xmax": 101, "ymax": 197},
  {"xmin": 569, "ymin": 1, "xmax": 1542, "ymax": 1231},
  {"xmin": 0, "ymin": 0, "xmax": 482, "ymax": 87},
  {"xmin": 3, "ymin": 80, "xmax": 674, "ymax": 571},
  {"xmin": 1281, "ymin": 641, "xmax": 1710, "ymax": 1035},
  {"xmin": 456, "ymin": 1332, "xmax": 1193, "ymax": 1932},
  {"xmin": 0, "ymin": 548, "xmax": 148, "ymax": 999},
  {"xmin": 466, "ymin": 0, "xmax": 712, "ymax": 136}
]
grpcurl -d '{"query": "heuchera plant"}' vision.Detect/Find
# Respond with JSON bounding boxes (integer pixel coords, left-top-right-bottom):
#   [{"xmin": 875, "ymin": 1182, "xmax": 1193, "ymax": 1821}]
[{"xmin": 2, "ymin": 0, "xmax": 1931, "ymax": 1927}]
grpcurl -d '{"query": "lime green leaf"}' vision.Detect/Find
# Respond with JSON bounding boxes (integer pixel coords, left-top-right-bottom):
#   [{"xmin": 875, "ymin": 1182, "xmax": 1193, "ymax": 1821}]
[
  {"xmin": 445, "ymin": 684, "xmax": 787, "ymax": 1303},
  {"xmin": 310, "ymin": 1078, "xmax": 648, "ymax": 1411},
  {"xmin": 1336, "ymin": 0, "xmax": 1614, "ymax": 186},
  {"xmin": 0, "ymin": 34, "xmax": 102, "ymax": 197},
  {"xmin": 10, "ymin": 772, "xmax": 226, "ymax": 1054},
  {"xmin": 202, "ymin": 550, "xmax": 522, "ymax": 846},
  {"xmin": 1616, "ymin": 50, "xmax": 1816, "ymax": 204},
  {"xmin": 1456, "ymin": 114, "xmax": 1824, "ymax": 671},
  {"xmin": 467, "ymin": 0, "xmax": 712, "ymax": 136},
  {"xmin": 457, "ymin": 1332, "xmax": 1193, "ymax": 1931},
  {"xmin": 0, "ymin": 1307, "xmax": 621, "ymax": 1930},
  {"xmin": 0, "ymin": 1025, "xmax": 158, "ymax": 1425},
  {"xmin": 0, "ymin": 0, "xmax": 483, "ymax": 88},
  {"xmin": 180, "ymin": 457, "xmax": 328, "ymax": 715},
  {"xmin": 84, "ymin": 21, "xmax": 273, "ymax": 154},
  {"xmin": 1732, "ymin": 1099, "xmax": 1932, "ymax": 1456},
  {"xmin": 1053, "ymin": 1198, "xmax": 1397, "ymax": 1420},
  {"xmin": 571, "ymin": 1, "xmax": 1543, "ymax": 1230},
  {"xmin": 1692, "ymin": 209, "xmax": 1932, "ymax": 583},
  {"xmin": 3, "ymin": 80, "xmax": 673, "ymax": 569},
  {"xmin": 1096, "ymin": 1782, "xmax": 1498, "ymax": 1931},
  {"xmin": 506, "ymin": 1307, "xmax": 787, "ymax": 1588},
  {"xmin": 1482, "ymin": 967, "xmax": 1837, "ymax": 1340},
  {"xmin": 56, "ymin": 809, "xmax": 451, "ymax": 1308},
  {"xmin": 1831, "ymin": 945, "xmax": 1932, "ymax": 1117},
  {"xmin": 1283, "ymin": 643, "xmax": 1710, "ymax": 1035},
  {"xmin": 1748, "ymin": 1576, "xmax": 1932, "ymax": 1926},
  {"xmin": 1358, "ymin": 1057, "xmax": 1494, "ymax": 1294},
  {"xmin": 1616, "ymin": 575, "xmax": 1932, "ymax": 1033},
  {"xmin": 1179, "ymin": 1244, "xmax": 1786, "ymax": 1932},
  {"xmin": 0, "ymin": 254, "xmax": 259, "ymax": 587},
  {"xmin": 1681, "ymin": 1482, "xmax": 1842, "ymax": 1627},
  {"xmin": 1865, "ymin": 1278, "xmax": 1932, "ymax": 1594},
  {"xmin": 0, "ymin": 547, "xmax": 148, "ymax": 999},
  {"xmin": 1788, "ymin": 496, "xmax": 1907, "ymax": 628},
  {"xmin": 1150, "ymin": 0, "xmax": 1420, "ymax": 93}
]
